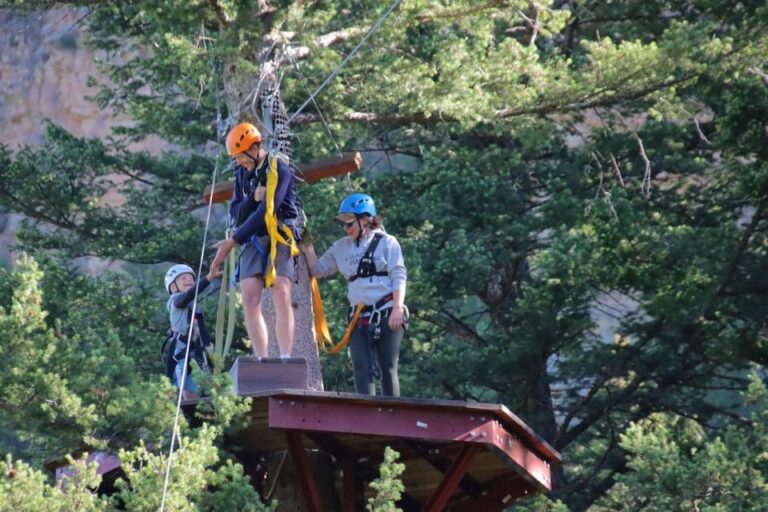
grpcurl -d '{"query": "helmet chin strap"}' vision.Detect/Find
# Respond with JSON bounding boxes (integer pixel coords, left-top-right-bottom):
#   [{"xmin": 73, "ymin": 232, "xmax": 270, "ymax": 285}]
[
  {"xmin": 355, "ymin": 217, "xmax": 371, "ymax": 247},
  {"xmin": 243, "ymin": 144, "xmax": 262, "ymax": 167}
]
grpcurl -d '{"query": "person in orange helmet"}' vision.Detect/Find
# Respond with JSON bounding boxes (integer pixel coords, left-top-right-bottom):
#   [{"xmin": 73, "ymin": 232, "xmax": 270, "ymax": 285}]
[{"xmin": 211, "ymin": 122, "xmax": 301, "ymax": 360}]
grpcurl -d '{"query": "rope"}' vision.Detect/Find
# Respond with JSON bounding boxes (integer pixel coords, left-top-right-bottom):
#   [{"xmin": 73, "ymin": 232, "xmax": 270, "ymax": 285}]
[
  {"xmin": 158, "ymin": 30, "xmax": 224, "ymax": 512},
  {"xmin": 287, "ymin": 0, "xmax": 403, "ymax": 124}
]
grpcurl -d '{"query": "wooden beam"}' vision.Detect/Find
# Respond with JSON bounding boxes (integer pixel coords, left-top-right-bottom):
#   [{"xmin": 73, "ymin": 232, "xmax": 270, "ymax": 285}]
[
  {"xmin": 421, "ymin": 444, "xmax": 479, "ymax": 512},
  {"xmin": 341, "ymin": 454, "xmax": 357, "ymax": 512},
  {"xmin": 203, "ymin": 152, "xmax": 362, "ymax": 204},
  {"xmin": 285, "ymin": 431, "xmax": 325, "ymax": 512}
]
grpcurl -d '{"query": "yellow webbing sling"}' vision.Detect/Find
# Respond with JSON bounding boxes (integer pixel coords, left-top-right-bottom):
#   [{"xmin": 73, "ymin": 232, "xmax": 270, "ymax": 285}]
[
  {"xmin": 264, "ymin": 154, "xmax": 300, "ymax": 288},
  {"xmin": 311, "ymin": 276, "xmax": 364, "ymax": 354}
]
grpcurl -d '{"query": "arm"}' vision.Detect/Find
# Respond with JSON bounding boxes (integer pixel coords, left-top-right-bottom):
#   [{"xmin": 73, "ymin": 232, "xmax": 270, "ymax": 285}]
[
  {"xmin": 172, "ymin": 276, "xmax": 211, "ymax": 309},
  {"xmin": 302, "ymin": 242, "xmax": 339, "ymax": 278},
  {"xmin": 233, "ymin": 159, "xmax": 292, "ymax": 244},
  {"xmin": 385, "ymin": 236, "xmax": 407, "ymax": 329},
  {"xmin": 229, "ymin": 166, "xmax": 259, "ymax": 227},
  {"xmin": 212, "ymin": 164, "xmax": 266, "ymax": 271}
]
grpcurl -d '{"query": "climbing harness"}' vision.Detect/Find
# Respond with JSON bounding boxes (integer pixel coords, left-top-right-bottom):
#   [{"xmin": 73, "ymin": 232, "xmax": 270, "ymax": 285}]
[
  {"xmin": 360, "ymin": 293, "xmax": 394, "ymax": 381},
  {"xmin": 349, "ymin": 233, "xmax": 387, "ymax": 282},
  {"xmin": 312, "ymin": 232, "xmax": 391, "ymax": 354}
]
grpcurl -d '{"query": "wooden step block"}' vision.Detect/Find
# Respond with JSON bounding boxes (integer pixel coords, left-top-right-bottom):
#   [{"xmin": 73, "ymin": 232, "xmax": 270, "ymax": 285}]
[{"xmin": 230, "ymin": 356, "xmax": 309, "ymax": 394}]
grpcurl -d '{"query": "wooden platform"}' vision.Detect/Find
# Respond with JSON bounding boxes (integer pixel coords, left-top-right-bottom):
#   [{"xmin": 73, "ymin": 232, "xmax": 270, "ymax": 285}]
[{"xmin": 222, "ymin": 389, "xmax": 561, "ymax": 512}]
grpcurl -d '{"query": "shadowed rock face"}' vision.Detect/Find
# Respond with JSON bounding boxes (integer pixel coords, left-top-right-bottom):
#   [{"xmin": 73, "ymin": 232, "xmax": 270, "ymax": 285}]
[{"xmin": 1, "ymin": 8, "xmax": 108, "ymax": 148}]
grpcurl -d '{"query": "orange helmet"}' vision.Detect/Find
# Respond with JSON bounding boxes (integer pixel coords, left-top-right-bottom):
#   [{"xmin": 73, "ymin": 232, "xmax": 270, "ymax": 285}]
[{"xmin": 226, "ymin": 122, "xmax": 262, "ymax": 156}]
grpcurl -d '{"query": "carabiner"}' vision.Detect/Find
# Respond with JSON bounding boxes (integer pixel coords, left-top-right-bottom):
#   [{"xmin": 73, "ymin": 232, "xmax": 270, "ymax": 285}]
[{"xmin": 369, "ymin": 308, "xmax": 382, "ymax": 327}]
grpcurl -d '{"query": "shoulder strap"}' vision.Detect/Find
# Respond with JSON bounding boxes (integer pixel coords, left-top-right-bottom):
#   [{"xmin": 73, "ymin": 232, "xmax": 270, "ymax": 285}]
[{"xmin": 349, "ymin": 233, "xmax": 388, "ymax": 282}]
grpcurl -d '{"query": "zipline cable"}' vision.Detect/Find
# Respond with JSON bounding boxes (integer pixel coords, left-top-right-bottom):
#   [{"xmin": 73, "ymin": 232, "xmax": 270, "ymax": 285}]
[{"xmin": 287, "ymin": 0, "xmax": 402, "ymax": 124}]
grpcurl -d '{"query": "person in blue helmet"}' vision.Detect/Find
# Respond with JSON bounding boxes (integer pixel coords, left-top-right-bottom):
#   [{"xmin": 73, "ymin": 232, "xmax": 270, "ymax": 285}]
[{"xmin": 304, "ymin": 193, "xmax": 408, "ymax": 396}]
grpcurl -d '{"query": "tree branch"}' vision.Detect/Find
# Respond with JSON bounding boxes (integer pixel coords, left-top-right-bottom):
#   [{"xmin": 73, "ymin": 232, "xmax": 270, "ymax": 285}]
[
  {"xmin": 291, "ymin": 74, "xmax": 697, "ymax": 127},
  {"xmin": 415, "ymin": 0, "xmax": 505, "ymax": 23},
  {"xmin": 207, "ymin": 0, "xmax": 232, "ymax": 28},
  {"xmin": 287, "ymin": 27, "xmax": 368, "ymax": 59}
]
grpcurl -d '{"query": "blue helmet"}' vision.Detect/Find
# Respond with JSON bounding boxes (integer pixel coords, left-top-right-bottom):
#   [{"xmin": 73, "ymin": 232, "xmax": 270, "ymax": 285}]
[{"xmin": 338, "ymin": 193, "xmax": 376, "ymax": 217}]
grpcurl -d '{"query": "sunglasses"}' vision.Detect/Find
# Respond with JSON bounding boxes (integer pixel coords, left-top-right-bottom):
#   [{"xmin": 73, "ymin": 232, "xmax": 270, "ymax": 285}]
[{"xmin": 337, "ymin": 219, "xmax": 356, "ymax": 228}]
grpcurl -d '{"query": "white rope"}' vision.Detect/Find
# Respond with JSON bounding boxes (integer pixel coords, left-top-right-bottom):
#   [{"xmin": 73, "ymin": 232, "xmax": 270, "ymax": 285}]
[
  {"xmin": 287, "ymin": 0, "xmax": 402, "ymax": 124},
  {"xmin": 158, "ymin": 29, "xmax": 224, "ymax": 512}
]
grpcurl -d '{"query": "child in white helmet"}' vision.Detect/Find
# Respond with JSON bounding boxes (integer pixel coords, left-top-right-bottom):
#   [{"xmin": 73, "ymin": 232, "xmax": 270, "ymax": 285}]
[{"xmin": 164, "ymin": 263, "xmax": 221, "ymax": 400}]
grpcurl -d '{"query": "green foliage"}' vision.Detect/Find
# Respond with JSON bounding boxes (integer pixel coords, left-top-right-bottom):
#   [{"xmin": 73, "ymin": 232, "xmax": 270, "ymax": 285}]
[
  {"xmin": 0, "ymin": 454, "xmax": 105, "ymax": 512},
  {"xmin": 594, "ymin": 374, "xmax": 768, "ymax": 511},
  {"xmin": 367, "ymin": 446, "xmax": 405, "ymax": 512},
  {"xmin": 0, "ymin": 255, "xmax": 176, "ymax": 462},
  {"xmin": 110, "ymin": 425, "xmax": 271, "ymax": 512}
]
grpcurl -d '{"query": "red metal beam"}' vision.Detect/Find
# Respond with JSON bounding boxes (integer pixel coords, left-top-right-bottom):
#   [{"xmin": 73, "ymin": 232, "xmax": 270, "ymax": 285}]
[
  {"xmin": 421, "ymin": 444, "xmax": 479, "ymax": 512},
  {"xmin": 489, "ymin": 421, "xmax": 552, "ymax": 491},
  {"xmin": 405, "ymin": 440, "xmax": 485, "ymax": 498},
  {"xmin": 202, "ymin": 151, "xmax": 362, "ymax": 204},
  {"xmin": 267, "ymin": 396, "xmax": 553, "ymax": 490},
  {"xmin": 284, "ymin": 431, "xmax": 325, "ymax": 512},
  {"xmin": 304, "ymin": 432, "xmax": 359, "ymax": 512},
  {"xmin": 449, "ymin": 476, "xmax": 537, "ymax": 512}
]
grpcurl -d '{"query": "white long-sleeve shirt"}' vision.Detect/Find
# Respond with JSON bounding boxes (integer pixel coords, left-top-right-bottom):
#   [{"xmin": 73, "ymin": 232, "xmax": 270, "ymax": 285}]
[{"xmin": 313, "ymin": 229, "xmax": 407, "ymax": 307}]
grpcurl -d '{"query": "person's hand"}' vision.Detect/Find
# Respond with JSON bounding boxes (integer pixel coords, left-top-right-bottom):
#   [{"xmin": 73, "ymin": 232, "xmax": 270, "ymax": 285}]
[
  {"xmin": 254, "ymin": 185, "xmax": 266, "ymax": 202},
  {"xmin": 206, "ymin": 266, "xmax": 223, "ymax": 282},
  {"xmin": 211, "ymin": 238, "xmax": 237, "ymax": 275},
  {"xmin": 388, "ymin": 305, "xmax": 405, "ymax": 330}
]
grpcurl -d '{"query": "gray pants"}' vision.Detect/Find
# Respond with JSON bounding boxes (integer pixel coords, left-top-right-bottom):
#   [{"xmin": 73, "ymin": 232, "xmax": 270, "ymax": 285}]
[{"xmin": 349, "ymin": 317, "xmax": 403, "ymax": 397}]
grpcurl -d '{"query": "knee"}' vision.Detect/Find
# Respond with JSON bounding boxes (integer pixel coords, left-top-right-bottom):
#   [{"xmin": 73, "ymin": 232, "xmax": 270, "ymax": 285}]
[
  {"xmin": 380, "ymin": 357, "xmax": 398, "ymax": 373},
  {"xmin": 242, "ymin": 294, "xmax": 262, "ymax": 311},
  {"xmin": 241, "ymin": 287, "xmax": 263, "ymax": 310},
  {"xmin": 272, "ymin": 278, "xmax": 292, "ymax": 305}
]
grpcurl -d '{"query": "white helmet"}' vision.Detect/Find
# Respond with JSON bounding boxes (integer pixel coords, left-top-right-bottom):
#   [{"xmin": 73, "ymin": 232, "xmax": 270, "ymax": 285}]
[{"xmin": 164, "ymin": 264, "xmax": 195, "ymax": 293}]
